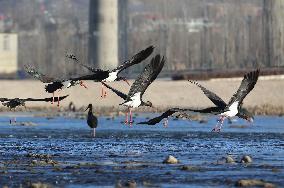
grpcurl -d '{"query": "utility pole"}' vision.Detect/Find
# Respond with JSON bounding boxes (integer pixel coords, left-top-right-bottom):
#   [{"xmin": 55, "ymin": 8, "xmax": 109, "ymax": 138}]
[{"xmin": 88, "ymin": 0, "xmax": 118, "ymax": 69}]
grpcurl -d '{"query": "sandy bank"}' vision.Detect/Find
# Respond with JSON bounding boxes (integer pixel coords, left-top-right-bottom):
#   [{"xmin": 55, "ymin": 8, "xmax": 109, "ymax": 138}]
[{"xmin": 0, "ymin": 76, "xmax": 283, "ymax": 112}]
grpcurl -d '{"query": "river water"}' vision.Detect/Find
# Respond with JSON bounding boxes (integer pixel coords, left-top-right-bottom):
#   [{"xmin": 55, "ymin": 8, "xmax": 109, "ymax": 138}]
[{"xmin": 0, "ymin": 113, "xmax": 283, "ymax": 187}]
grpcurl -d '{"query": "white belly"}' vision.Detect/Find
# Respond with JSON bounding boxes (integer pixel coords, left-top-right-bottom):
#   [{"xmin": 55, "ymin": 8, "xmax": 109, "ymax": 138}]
[
  {"xmin": 221, "ymin": 101, "xmax": 239, "ymax": 117},
  {"xmin": 103, "ymin": 71, "xmax": 118, "ymax": 82},
  {"xmin": 123, "ymin": 92, "xmax": 141, "ymax": 108},
  {"xmin": 62, "ymin": 80, "xmax": 72, "ymax": 89}
]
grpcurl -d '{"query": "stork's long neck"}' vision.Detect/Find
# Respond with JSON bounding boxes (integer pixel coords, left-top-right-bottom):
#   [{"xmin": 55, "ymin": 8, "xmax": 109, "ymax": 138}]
[{"xmin": 88, "ymin": 107, "xmax": 93, "ymax": 114}]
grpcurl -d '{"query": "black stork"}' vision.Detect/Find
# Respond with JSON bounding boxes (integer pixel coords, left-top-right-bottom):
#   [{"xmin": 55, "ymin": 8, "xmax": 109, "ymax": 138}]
[
  {"xmin": 0, "ymin": 95, "xmax": 69, "ymax": 123},
  {"xmin": 102, "ymin": 54, "xmax": 165, "ymax": 125},
  {"xmin": 188, "ymin": 69, "xmax": 259, "ymax": 132},
  {"xmin": 137, "ymin": 108, "xmax": 190, "ymax": 127},
  {"xmin": 85, "ymin": 104, "xmax": 98, "ymax": 137},
  {"xmin": 66, "ymin": 45, "xmax": 154, "ymax": 98},
  {"xmin": 25, "ymin": 65, "xmax": 88, "ymax": 107}
]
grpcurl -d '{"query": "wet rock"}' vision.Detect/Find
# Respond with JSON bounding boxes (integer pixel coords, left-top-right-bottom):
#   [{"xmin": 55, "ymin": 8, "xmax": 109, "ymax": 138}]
[
  {"xmin": 229, "ymin": 125, "xmax": 249, "ymax": 129},
  {"xmin": 180, "ymin": 165, "xmax": 201, "ymax": 171},
  {"xmin": 163, "ymin": 155, "xmax": 178, "ymax": 164},
  {"xmin": 26, "ymin": 153, "xmax": 59, "ymax": 166},
  {"xmin": 27, "ymin": 182, "xmax": 52, "ymax": 188},
  {"xmin": 26, "ymin": 153, "xmax": 51, "ymax": 159},
  {"xmin": 236, "ymin": 179, "xmax": 276, "ymax": 187},
  {"xmin": 116, "ymin": 180, "xmax": 136, "ymax": 188},
  {"xmin": 271, "ymin": 168, "xmax": 281, "ymax": 173},
  {"xmin": 31, "ymin": 159, "xmax": 58, "ymax": 166},
  {"xmin": 225, "ymin": 155, "xmax": 236, "ymax": 163},
  {"xmin": 199, "ymin": 119, "xmax": 208, "ymax": 124},
  {"xmin": 12, "ymin": 122, "xmax": 38, "ymax": 126},
  {"xmin": 46, "ymin": 117, "xmax": 54, "ymax": 120},
  {"xmin": 241, "ymin": 155, "xmax": 253, "ymax": 163}
]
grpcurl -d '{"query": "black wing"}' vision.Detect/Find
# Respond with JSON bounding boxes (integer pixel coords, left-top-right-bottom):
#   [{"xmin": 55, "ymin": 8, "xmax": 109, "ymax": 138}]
[
  {"xmin": 0, "ymin": 98, "xmax": 9, "ymax": 102},
  {"xmin": 66, "ymin": 54, "xmax": 104, "ymax": 73},
  {"xmin": 23, "ymin": 95, "xmax": 69, "ymax": 102},
  {"xmin": 127, "ymin": 54, "xmax": 165, "ymax": 99},
  {"xmin": 227, "ymin": 69, "xmax": 259, "ymax": 107},
  {"xmin": 112, "ymin": 45, "xmax": 154, "ymax": 73},
  {"xmin": 189, "ymin": 80, "xmax": 227, "ymax": 108},
  {"xmin": 71, "ymin": 71, "xmax": 109, "ymax": 82},
  {"xmin": 87, "ymin": 114, "xmax": 98, "ymax": 129},
  {"xmin": 24, "ymin": 65, "xmax": 56, "ymax": 83},
  {"xmin": 102, "ymin": 82, "xmax": 128, "ymax": 100},
  {"xmin": 137, "ymin": 108, "xmax": 186, "ymax": 125},
  {"xmin": 185, "ymin": 107, "xmax": 222, "ymax": 115}
]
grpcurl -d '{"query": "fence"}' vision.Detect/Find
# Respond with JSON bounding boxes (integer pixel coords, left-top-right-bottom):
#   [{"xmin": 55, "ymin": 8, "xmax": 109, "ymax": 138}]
[
  {"xmin": 0, "ymin": 0, "xmax": 283, "ymax": 79},
  {"xmin": 125, "ymin": 0, "xmax": 284, "ymax": 77}
]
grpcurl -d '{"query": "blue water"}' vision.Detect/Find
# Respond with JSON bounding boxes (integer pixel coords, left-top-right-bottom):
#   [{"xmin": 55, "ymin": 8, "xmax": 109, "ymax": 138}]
[{"xmin": 0, "ymin": 113, "xmax": 283, "ymax": 187}]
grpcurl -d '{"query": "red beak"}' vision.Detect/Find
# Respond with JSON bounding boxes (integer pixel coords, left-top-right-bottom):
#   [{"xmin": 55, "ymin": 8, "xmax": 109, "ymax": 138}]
[
  {"xmin": 123, "ymin": 78, "xmax": 130, "ymax": 86},
  {"xmin": 80, "ymin": 81, "xmax": 88, "ymax": 89}
]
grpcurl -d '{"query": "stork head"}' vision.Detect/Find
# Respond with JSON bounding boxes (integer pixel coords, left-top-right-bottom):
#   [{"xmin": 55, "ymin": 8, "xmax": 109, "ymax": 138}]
[
  {"xmin": 85, "ymin": 103, "xmax": 93, "ymax": 112},
  {"xmin": 142, "ymin": 100, "xmax": 153, "ymax": 107},
  {"xmin": 239, "ymin": 108, "xmax": 254, "ymax": 123}
]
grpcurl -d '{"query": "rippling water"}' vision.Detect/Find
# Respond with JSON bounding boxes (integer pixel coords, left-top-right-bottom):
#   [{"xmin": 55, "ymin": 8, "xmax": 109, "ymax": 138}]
[{"xmin": 0, "ymin": 113, "xmax": 283, "ymax": 187}]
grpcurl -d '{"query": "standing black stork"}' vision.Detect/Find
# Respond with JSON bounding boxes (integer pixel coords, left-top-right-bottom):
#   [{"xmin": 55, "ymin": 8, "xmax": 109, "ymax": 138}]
[
  {"xmin": 102, "ymin": 54, "xmax": 165, "ymax": 124},
  {"xmin": 25, "ymin": 65, "xmax": 88, "ymax": 107},
  {"xmin": 85, "ymin": 104, "xmax": 98, "ymax": 137},
  {"xmin": 66, "ymin": 45, "xmax": 154, "ymax": 98},
  {"xmin": 188, "ymin": 69, "xmax": 259, "ymax": 132},
  {"xmin": 0, "ymin": 95, "xmax": 69, "ymax": 123}
]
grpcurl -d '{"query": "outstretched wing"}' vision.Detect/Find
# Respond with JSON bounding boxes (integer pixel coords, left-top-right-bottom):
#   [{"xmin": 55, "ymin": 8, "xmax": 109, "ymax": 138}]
[
  {"xmin": 102, "ymin": 82, "xmax": 128, "ymax": 100},
  {"xmin": 185, "ymin": 107, "xmax": 222, "ymax": 115},
  {"xmin": 127, "ymin": 54, "xmax": 165, "ymax": 99},
  {"xmin": 189, "ymin": 80, "xmax": 227, "ymax": 108},
  {"xmin": 24, "ymin": 95, "xmax": 69, "ymax": 102},
  {"xmin": 24, "ymin": 65, "xmax": 56, "ymax": 83},
  {"xmin": 137, "ymin": 108, "xmax": 186, "ymax": 125},
  {"xmin": 66, "ymin": 54, "xmax": 104, "ymax": 73},
  {"xmin": 227, "ymin": 69, "xmax": 259, "ymax": 107},
  {"xmin": 0, "ymin": 98, "xmax": 9, "ymax": 102},
  {"xmin": 112, "ymin": 45, "xmax": 154, "ymax": 73}
]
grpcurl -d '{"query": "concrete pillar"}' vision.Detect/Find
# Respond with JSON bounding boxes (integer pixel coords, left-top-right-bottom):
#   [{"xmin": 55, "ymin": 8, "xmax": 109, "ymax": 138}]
[{"xmin": 89, "ymin": 0, "xmax": 118, "ymax": 70}]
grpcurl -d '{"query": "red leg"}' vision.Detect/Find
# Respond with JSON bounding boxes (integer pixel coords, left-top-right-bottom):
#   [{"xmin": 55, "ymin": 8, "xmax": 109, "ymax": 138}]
[
  {"xmin": 57, "ymin": 93, "xmax": 60, "ymax": 107},
  {"xmin": 103, "ymin": 83, "xmax": 107, "ymax": 98},
  {"xmin": 104, "ymin": 89, "xmax": 107, "ymax": 98},
  {"xmin": 124, "ymin": 110, "xmax": 129, "ymax": 124},
  {"xmin": 212, "ymin": 116, "xmax": 225, "ymax": 132},
  {"xmin": 101, "ymin": 83, "xmax": 104, "ymax": 98},
  {"xmin": 129, "ymin": 108, "xmax": 133, "ymax": 125}
]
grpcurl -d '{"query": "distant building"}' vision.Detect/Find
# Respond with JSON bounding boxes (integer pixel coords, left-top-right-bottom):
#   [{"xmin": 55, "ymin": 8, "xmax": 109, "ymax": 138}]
[{"xmin": 0, "ymin": 33, "xmax": 18, "ymax": 74}]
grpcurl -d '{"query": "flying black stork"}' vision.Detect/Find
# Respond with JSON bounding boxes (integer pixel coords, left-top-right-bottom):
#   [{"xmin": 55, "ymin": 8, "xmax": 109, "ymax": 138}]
[
  {"xmin": 85, "ymin": 104, "xmax": 98, "ymax": 137},
  {"xmin": 137, "ymin": 108, "xmax": 190, "ymax": 127},
  {"xmin": 25, "ymin": 65, "xmax": 88, "ymax": 107},
  {"xmin": 102, "ymin": 54, "xmax": 165, "ymax": 125},
  {"xmin": 66, "ymin": 45, "xmax": 154, "ymax": 98},
  {"xmin": 0, "ymin": 95, "xmax": 69, "ymax": 124},
  {"xmin": 188, "ymin": 69, "xmax": 259, "ymax": 132}
]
